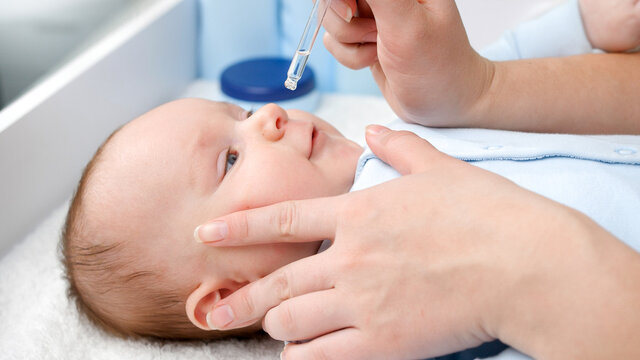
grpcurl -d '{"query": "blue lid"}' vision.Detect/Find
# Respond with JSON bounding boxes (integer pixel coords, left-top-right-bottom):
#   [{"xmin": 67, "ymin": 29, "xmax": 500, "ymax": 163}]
[{"xmin": 221, "ymin": 57, "xmax": 315, "ymax": 102}]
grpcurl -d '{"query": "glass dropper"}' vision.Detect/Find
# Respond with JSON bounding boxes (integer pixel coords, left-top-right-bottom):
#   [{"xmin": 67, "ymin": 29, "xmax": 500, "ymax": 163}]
[{"xmin": 285, "ymin": 0, "xmax": 333, "ymax": 91}]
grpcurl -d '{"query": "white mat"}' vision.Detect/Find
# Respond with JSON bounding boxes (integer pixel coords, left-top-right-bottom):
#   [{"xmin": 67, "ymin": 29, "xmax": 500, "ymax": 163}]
[{"xmin": 0, "ymin": 202, "xmax": 286, "ymax": 359}]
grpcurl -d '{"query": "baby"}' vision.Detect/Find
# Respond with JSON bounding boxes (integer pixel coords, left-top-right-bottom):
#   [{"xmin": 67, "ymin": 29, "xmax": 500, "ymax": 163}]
[
  {"xmin": 62, "ymin": 99, "xmax": 362, "ymax": 339},
  {"xmin": 61, "ymin": 96, "xmax": 640, "ymax": 343}
]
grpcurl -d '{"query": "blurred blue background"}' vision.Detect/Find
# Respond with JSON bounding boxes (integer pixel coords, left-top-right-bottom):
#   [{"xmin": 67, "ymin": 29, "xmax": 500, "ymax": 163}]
[
  {"xmin": 197, "ymin": 0, "xmax": 381, "ymax": 95},
  {"xmin": 0, "ymin": 0, "xmax": 566, "ymax": 109}
]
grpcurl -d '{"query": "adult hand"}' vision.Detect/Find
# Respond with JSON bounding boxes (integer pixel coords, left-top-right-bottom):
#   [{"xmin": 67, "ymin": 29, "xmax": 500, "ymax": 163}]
[
  {"xmin": 579, "ymin": 0, "xmax": 640, "ymax": 52},
  {"xmin": 196, "ymin": 126, "xmax": 637, "ymax": 359},
  {"xmin": 324, "ymin": 1, "xmax": 640, "ymax": 135},
  {"xmin": 323, "ymin": 0, "xmax": 494, "ymax": 126}
]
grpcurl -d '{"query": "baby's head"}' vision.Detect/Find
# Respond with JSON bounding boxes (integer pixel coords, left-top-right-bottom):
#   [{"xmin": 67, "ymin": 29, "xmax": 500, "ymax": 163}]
[{"xmin": 61, "ymin": 98, "xmax": 362, "ymax": 339}]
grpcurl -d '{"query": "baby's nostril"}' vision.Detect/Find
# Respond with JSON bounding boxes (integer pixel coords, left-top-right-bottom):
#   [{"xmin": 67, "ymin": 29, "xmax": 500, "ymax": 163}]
[{"xmin": 275, "ymin": 117, "xmax": 282, "ymax": 130}]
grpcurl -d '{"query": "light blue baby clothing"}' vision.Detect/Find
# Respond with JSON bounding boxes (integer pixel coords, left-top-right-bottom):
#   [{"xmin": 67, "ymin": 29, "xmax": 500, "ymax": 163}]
[{"xmin": 351, "ymin": 121, "xmax": 640, "ymax": 252}]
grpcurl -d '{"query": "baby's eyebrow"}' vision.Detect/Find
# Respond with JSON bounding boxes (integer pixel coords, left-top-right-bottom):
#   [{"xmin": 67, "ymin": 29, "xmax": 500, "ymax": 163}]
[
  {"xmin": 217, "ymin": 101, "xmax": 248, "ymax": 120},
  {"xmin": 217, "ymin": 101, "xmax": 242, "ymax": 112},
  {"xmin": 218, "ymin": 101, "xmax": 235, "ymax": 107}
]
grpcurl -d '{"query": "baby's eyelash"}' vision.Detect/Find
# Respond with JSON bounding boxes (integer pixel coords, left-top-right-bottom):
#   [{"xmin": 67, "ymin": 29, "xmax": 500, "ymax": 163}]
[{"xmin": 246, "ymin": 109, "xmax": 254, "ymax": 118}]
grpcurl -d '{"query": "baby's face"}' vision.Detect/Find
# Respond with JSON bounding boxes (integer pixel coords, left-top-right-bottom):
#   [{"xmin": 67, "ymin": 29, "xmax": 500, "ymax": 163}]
[{"xmin": 98, "ymin": 99, "xmax": 362, "ymax": 305}]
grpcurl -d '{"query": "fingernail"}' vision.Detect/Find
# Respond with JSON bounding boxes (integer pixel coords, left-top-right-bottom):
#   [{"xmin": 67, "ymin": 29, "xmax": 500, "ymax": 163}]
[
  {"xmin": 362, "ymin": 31, "xmax": 378, "ymax": 43},
  {"xmin": 366, "ymin": 125, "xmax": 389, "ymax": 136},
  {"xmin": 207, "ymin": 305, "xmax": 234, "ymax": 330},
  {"xmin": 195, "ymin": 221, "xmax": 228, "ymax": 243},
  {"xmin": 331, "ymin": 1, "xmax": 353, "ymax": 22}
]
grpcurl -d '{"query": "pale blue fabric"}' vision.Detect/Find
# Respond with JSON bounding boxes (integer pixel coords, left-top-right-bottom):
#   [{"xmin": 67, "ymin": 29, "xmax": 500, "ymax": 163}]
[{"xmin": 352, "ymin": 120, "xmax": 640, "ymax": 251}]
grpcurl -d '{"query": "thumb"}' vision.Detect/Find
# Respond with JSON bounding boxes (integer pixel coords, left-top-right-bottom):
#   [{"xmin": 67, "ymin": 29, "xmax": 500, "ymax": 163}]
[
  {"xmin": 365, "ymin": 125, "xmax": 453, "ymax": 175},
  {"xmin": 329, "ymin": 0, "xmax": 358, "ymax": 22}
]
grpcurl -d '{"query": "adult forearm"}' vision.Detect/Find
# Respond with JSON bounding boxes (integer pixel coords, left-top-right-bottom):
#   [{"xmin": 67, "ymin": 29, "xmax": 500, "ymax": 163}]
[
  {"xmin": 471, "ymin": 53, "xmax": 640, "ymax": 134},
  {"xmin": 496, "ymin": 207, "xmax": 640, "ymax": 359}
]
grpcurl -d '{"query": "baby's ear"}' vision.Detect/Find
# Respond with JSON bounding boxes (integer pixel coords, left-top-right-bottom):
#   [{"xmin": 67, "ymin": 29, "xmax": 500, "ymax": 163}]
[
  {"xmin": 186, "ymin": 280, "xmax": 249, "ymax": 330},
  {"xmin": 185, "ymin": 283, "xmax": 222, "ymax": 330}
]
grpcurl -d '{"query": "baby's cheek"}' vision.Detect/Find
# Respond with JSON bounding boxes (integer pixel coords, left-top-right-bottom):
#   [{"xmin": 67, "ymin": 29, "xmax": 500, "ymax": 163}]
[{"xmin": 242, "ymin": 173, "xmax": 332, "ymax": 208}]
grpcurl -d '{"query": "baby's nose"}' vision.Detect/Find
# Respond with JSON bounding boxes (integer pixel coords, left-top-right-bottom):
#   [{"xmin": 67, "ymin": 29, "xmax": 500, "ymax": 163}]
[{"xmin": 255, "ymin": 103, "xmax": 288, "ymax": 141}]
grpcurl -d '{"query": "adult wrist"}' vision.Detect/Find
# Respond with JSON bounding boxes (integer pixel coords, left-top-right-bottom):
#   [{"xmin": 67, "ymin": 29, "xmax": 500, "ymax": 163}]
[
  {"xmin": 462, "ymin": 56, "xmax": 498, "ymax": 128},
  {"xmin": 490, "ymin": 204, "xmax": 640, "ymax": 358}
]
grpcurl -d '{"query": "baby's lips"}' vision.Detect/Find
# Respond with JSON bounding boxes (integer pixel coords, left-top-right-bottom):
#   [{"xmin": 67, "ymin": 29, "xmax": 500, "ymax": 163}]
[{"xmin": 309, "ymin": 125, "xmax": 318, "ymax": 159}]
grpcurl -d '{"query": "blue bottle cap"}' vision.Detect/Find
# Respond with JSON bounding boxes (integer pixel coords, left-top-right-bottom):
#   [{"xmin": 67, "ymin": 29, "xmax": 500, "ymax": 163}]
[{"xmin": 220, "ymin": 57, "xmax": 315, "ymax": 102}]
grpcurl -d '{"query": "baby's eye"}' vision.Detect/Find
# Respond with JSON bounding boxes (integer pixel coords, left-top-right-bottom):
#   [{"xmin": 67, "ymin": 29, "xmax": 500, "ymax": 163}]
[
  {"xmin": 225, "ymin": 150, "xmax": 238, "ymax": 174},
  {"xmin": 246, "ymin": 109, "xmax": 254, "ymax": 118}
]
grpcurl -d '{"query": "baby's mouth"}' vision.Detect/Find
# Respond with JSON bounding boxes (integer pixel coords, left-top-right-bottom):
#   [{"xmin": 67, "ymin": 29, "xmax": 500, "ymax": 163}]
[{"xmin": 310, "ymin": 126, "xmax": 318, "ymax": 158}]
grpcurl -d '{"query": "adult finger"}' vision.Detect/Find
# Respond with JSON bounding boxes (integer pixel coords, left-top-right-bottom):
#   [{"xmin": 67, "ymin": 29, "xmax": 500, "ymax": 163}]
[
  {"xmin": 323, "ymin": 33, "xmax": 378, "ymax": 70},
  {"xmin": 323, "ymin": 12, "xmax": 377, "ymax": 44},
  {"xmin": 282, "ymin": 328, "xmax": 368, "ymax": 360},
  {"xmin": 207, "ymin": 252, "xmax": 334, "ymax": 330},
  {"xmin": 263, "ymin": 289, "xmax": 353, "ymax": 341},
  {"xmin": 365, "ymin": 126, "xmax": 457, "ymax": 175},
  {"xmin": 329, "ymin": 0, "xmax": 357, "ymax": 23},
  {"xmin": 195, "ymin": 196, "xmax": 343, "ymax": 246}
]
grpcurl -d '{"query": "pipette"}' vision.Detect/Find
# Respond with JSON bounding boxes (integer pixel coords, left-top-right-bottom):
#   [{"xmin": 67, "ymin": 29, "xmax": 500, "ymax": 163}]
[{"xmin": 285, "ymin": 0, "xmax": 333, "ymax": 91}]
